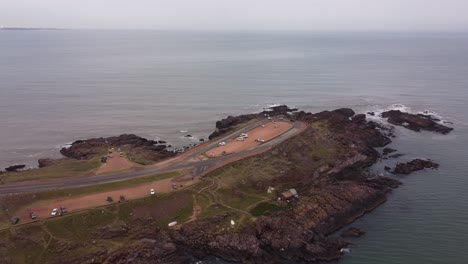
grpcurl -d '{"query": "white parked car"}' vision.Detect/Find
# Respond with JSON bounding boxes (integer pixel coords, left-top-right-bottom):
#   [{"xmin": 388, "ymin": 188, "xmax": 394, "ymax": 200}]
[
  {"xmin": 236, "ymin": 137, "xmax": 245, "ymax": 141},
  {"xmin": 256, "ymin": 138, "xmax": 265, "ymax": 143},
  {"xmin": 51, "ymin": 208, "xmax": 58, "ymax": 216},
  {"xmin": 150, "ymin": 188, "xmax": 155, "ymax": 195},
  {"xmin": 218, "ymin": 142, "xmax": 226, "ymax": 146},
  {"xmin": 240, "ymin": 133, "xmax": 248, "ymax": 138}
]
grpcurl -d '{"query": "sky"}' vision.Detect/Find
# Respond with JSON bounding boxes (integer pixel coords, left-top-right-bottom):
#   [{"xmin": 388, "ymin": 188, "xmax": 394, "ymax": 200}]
[{"xmin": 1, "ymin": 0, "xmax": 468, "ymax": 31}]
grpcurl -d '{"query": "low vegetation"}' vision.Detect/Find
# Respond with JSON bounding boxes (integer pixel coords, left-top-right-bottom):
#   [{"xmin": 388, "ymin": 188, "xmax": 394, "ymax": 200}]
[
  {"xmin": 0, "ymin": 188, "xmax": 194, "ymax": 263},
  {"xmin": 1, "ymin": 171, "xmax": 181, "ymax": 225},
  {"xmin": 0, "ymin": 157, "xmax": 102, "ymax": 184}
]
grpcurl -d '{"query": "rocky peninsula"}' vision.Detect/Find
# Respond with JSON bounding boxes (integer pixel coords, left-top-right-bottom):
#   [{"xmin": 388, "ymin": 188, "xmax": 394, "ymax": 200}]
[{"xmin": 0, "ymin": 105, "xmax": 453, "ymax": 264}]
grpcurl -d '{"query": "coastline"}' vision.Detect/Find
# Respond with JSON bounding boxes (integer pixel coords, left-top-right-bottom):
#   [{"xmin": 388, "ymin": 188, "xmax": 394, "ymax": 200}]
[{"xmin": 0, "ymin": 105, "xmax": 454, "ymax": 263}]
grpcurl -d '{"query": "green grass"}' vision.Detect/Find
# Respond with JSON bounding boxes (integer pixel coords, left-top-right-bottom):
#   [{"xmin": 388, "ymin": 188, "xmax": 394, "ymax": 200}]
[
  {"xmin": 124, "ymin": 149, "xmax": 155, "ymax": 165},
  {"xmin": 250, "ymin": 202, "xmax": 289, "ymax": 217},
  {"xmin": 1, "ymin": 188, "xmax": 197, "ymax": 263},
  {"xmin": 0, "ymin": 224, "xmax": 48, "ymax": 264},
  {"xmin": 46, "ymin": 208, "xmax": 115, "ymax": 240},
  {"xmin": 0, "ymin": 158, "xmax": 102, "ymax": 184}
]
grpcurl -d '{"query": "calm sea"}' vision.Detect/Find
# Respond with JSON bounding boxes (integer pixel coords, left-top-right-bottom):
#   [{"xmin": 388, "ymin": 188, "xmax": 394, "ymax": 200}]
[{"xmin": 1, "ymin": 30, "xmax": 467, "ymax": 263}]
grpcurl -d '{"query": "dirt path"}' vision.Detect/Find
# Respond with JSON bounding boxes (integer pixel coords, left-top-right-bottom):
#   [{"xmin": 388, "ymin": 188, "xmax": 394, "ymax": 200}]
[{"xmin": 95, "ymin": 152, "xmax": 138, "ymax": 174}]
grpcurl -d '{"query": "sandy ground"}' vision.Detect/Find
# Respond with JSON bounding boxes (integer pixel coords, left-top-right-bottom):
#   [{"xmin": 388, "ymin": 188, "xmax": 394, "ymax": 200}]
[
  {"xmin": 19, "ymin": 176, "xmax": 196, "ymax": 219},
  {"xmin": 206, "ymin": 121, "xmax": 293, "ymax": 157},
  {"xmin": 95, "ymin": 152, "xmax": 137, "ymax": 174}
]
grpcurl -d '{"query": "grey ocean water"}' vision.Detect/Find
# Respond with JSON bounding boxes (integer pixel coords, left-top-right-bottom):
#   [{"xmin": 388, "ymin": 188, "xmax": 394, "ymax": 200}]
[{"xmin": 1, "ymin": 31, "xmax": 467, "ymax": 263}]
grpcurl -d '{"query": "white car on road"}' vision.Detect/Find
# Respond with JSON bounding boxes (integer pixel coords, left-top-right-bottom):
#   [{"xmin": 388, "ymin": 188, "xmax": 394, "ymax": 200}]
[
  {"xmin": 51, "ymin": 208, "xmax": 58, "ymax": 216},
  {"xmin": 150, "ymin": 188, "xmax": 155, "ymax": 195},
  {"xmin": 218, "ymin": 142, "xmax": 226, "ymax": 146}
]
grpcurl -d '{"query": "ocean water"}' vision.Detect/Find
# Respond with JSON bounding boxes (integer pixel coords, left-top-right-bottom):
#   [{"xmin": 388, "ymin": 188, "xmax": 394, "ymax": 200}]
[{"xmin": 1, "ymin": 30, "xmax": 468, "ymax": 263}]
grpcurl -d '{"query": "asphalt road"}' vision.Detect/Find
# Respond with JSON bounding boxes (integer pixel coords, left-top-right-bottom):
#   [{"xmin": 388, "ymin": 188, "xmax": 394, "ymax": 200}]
[{"xmin": 0, "ymin": 120, "xmax": 306, "ymax": 195}]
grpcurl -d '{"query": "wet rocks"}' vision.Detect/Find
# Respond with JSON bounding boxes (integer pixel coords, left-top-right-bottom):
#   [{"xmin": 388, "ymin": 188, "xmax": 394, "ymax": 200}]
[
  {"xmin": 393, "ymin": 159, "xmax": 439, "ymax": 175},
  {"xmin": 4, "ymin": 165, "xmax": 25, "ymax": 172},
  {"xmin": 381, "ymin": 110, "xmax": 453, "ymax": 134},
  {"xmin": 340, "ymin": 227, "xmax": 366, "ymax": 238},
  {"xmin": 382, "ymin": 148, "xmax": 397, "ymax": 156}
]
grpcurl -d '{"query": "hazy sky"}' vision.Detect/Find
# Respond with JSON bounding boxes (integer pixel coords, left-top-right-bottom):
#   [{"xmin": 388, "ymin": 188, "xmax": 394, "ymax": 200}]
[{"xmin": 1, "ymin": 0, "xmax": 468, "ymax": 31}]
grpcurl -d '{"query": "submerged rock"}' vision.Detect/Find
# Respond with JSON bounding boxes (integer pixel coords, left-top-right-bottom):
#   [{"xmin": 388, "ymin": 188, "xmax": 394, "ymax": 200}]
[
  {"xmin": 382, "ymin": 147, "xmax": 397, "ymax": 156},
  {"xmin": 340, "ymin": 227, "xmax": 366, "ymax": 238}
]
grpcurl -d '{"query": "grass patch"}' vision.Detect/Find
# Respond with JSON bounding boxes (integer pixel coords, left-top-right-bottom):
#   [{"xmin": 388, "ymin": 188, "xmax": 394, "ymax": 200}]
[
  {"xmin": 0, "ymin": 158, "xmax": 102, "ymax": 184},
  {"xmin": 124, "ymin": 149, "xmax": 154, "ymax": 165},
  {"xmin": 1, "ymin": 224, "xmax": 48, "ymax": 264},
  {"xmin": 46, "ymin": 208, "xmax": 115, "ymax": 240},
  {"xmin": 250, "ymin": 202, "xmax": 288, "ymax": 217}
]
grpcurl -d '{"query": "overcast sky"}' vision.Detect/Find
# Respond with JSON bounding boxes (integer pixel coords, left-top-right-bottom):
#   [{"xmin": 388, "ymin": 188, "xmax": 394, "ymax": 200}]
[{"xmin": 1, "ymin": 0, "xmax": 468, "ymax": 31}]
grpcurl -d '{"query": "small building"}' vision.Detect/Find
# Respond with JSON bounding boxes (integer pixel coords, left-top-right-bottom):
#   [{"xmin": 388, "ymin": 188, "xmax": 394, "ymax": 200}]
[{"xmin": 280, "ymin": 188, "xmax": 299, "ymax": 202}]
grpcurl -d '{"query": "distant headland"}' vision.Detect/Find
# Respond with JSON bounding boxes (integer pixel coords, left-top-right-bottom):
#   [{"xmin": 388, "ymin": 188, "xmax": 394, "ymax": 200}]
[{"xmin": 0, "ymin": 26, "xmax": 64, "ymax": 31}]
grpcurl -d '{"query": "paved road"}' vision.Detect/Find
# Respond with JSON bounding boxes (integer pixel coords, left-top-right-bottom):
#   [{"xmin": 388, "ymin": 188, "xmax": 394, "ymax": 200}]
[{"xmin": 0, "ymin": 120, "xmax": 306, "ymax": 195}]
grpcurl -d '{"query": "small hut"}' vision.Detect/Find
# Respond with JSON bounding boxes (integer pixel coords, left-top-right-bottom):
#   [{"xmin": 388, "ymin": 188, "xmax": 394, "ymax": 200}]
[{"xmin": 280, "ymin": 188, "xmax": 299, "ymax": 202}]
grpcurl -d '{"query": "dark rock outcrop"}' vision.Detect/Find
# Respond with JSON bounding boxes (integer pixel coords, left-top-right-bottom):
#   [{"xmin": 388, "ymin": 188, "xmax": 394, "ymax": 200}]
[
  {"xmin": 388, "ymin": 153, "xmax": 404, "ymax": 159},
  {"xmin": 4, "ymin": 165, "xmax": 25, "ymax": 172},
  {"xmin": 393, "ymin": 159, "xmax": 439, "ymax": 175},
  {"xmin": 340, "ymin": 227, "xmax": 366, "ymax": 238},
  {"xmin": 60, "ymin": 134, "xmax": 175, "ymax": 162},
  {"xmin": 382, "ymin": 148, "xmax": 397, "ymax": 156},
  {"xmin": 381, "ymin": 110, "xmax": 453, "ymax": 134},
  {"xmin": 38, "ymin": 158, "xmax": 58, "ymax": 168}
]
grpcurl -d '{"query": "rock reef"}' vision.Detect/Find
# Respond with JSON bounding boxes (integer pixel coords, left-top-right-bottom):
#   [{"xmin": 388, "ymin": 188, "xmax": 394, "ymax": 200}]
[
  {"xmin": 393, "ymin": 159, "xmax": 439, "ymax": 175},
  {"xmin": 4, "ymin": 165, "xmax": 26, "ymax": 172},
  {"xmin": 381, "ymin": 110, "xmax": 453, "ymax": 134}
]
